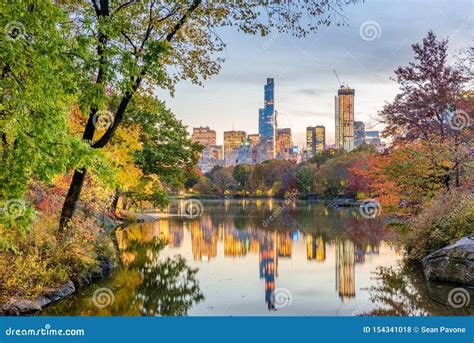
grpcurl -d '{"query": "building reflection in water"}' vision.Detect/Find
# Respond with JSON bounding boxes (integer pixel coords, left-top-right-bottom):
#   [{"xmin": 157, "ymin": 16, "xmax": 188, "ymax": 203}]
[
  {"xmin": 259, "ymin": 231, "xmax": 277, "ymax": 310},
  {"xmin": 335, "ymin": 239, "xmax": 355, "ymax": 302},
  {"xmin": 191, "ymin": 217, "xmax": 218, "ymax": 262},
  {"xmin": 119, "ymin": 206, "xmax": 387, "ymax": 310},
  {"xmin": 306, "ymin": 234, "xmax": 326, "ymax": 262}
]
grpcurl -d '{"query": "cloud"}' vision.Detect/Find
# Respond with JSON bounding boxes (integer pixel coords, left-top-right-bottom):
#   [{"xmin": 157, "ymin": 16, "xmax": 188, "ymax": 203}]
[{"xmin": 297, "ymin": 88, "xmax": 320, "ymax": 96}]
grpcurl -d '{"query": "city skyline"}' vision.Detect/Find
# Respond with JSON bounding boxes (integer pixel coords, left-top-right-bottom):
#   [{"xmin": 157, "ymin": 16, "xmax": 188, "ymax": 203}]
[{"xmin": 158, "ymin": 0, "xmax": 471, "ymax": 147}]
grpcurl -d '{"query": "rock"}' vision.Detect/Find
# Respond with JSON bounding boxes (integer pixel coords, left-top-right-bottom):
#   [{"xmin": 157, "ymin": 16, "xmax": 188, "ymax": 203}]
[
  {"xmin": 43, "ymin": 280, "xmax": 75, "ymax": 302},
  {"xmin": 0, "ymin": 280, "xmax": 75, "ymax": 316},
  {"xmin": 92, "ymin": 256, "xmax": 113, "ymax": 279},
  {"xmin": 425, "ymin": 281, "xmax": 474, "ymax": 310},
  {"xmin": 73, "ymin": 256, "xmax": 114, "ymax": 287},
  {"xmin": 0, "ymin": 299, "xmax": 42, "ymax": 316},
  {"xmin": 422, "ymin": 236, "xmax": 474, "ymax": 285}
]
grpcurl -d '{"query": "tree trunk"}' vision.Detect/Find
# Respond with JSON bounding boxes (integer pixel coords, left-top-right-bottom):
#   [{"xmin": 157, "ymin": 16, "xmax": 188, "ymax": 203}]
[
  {"xmin": 59, "ymin": 167, "xmax": 87, "ymax": 231},
  {"xmin": 110, "ymin": 188, "xmax": 120, "ymax": 212},
  {"xmin": 57, "ymin": 0, "xmax": 200, "ymax": 232}
]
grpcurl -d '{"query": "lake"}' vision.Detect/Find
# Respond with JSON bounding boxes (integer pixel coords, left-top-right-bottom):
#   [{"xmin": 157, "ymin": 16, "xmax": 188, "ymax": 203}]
[{"xmin": 42, "ymin": 199, "xmax": 473, "ymax": 316}]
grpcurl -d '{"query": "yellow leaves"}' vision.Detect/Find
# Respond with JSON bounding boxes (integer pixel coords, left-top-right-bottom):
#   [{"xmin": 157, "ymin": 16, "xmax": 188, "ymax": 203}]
[{"xmin": 103, "ymin": 124, "xmax": 143, "ymax": 192}]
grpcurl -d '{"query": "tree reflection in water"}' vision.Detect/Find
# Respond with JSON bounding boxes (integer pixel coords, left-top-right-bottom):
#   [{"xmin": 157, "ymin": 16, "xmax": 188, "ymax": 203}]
[
  {"xmin": 42, "ymin": 238, "xmax": 204, "ymax": 316},
  {"xmin": 124, "ymin": 239, "xmax": 204, "ymax": 316},
  {"xmin": 362, "ymin": 263, "xmax": 474, "ymax": 316}
]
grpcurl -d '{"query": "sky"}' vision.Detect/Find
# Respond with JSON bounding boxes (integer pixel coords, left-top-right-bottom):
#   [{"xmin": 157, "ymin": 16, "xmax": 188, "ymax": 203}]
[{"xmin": 158, "ymin": 0, "xmax": 473, "ymax": 147}]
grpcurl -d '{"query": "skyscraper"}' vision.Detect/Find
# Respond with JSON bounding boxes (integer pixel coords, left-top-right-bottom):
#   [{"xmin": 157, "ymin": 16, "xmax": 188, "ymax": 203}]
[
  {"xmin": 306, "ymin": 125, "xmax": 325, "ymax": 156},
  {"xmin": 365, "ymin": 130, "xmax": 381, "ymax": 149},
  {"xmin": 191, "ymin": 126, "xmax": 216, "ymax": 147},
  {"xmin": 354, "ymin": 121, "xmax": 365, "ymax": 147},
  {"xmin": 335, "ymin": 86, "xmax": 355, "ymax": 152},
  {"xmin": 192, "ymin": 126, "xmax": 221, "ymax": 173},
  {"xmin": 315, "ymin": 126, "xmax": 326, "ymax": 153},
  {"xmin": 258, "ymin": 78, "xmax": 276, "ymax": 159},
  {"xmin": 276, "ymin": 128, "xmax": 292, "ymax": 160},
  {"xmin": 224, "ymin": 130, "xmax": 247, "ymax": 158},
  {"xmin": 247, "ymin": 134, "xmax": 260, "ymax": 148},
  {"xmin": 306, "ymin": 126, "xmax": 315, "ymax": 157}
]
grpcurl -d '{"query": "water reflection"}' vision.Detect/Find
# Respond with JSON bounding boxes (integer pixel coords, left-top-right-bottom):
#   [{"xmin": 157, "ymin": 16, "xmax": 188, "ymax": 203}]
[
  {"xmin": 43, "ymin": 200, "xmax": 471, "ymax": 316},
  {"xmin": 363, "ymin": 264, "xmax": 474, "ymax": 316},
  {"xmin": 42, "ymin": 236, "xmax": 203, "ymax": 316}
]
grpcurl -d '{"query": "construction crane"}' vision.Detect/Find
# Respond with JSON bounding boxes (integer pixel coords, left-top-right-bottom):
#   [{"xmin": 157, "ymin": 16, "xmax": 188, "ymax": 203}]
[{"xmin": 333, "ymin": 69, "xmax": 345, "ymax": 88}]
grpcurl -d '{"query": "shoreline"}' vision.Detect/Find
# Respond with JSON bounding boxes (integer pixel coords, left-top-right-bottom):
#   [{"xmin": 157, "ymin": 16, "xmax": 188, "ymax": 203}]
[{"xmin": 0, "ymin": 211, "xmax": 159, "ymax": 316}]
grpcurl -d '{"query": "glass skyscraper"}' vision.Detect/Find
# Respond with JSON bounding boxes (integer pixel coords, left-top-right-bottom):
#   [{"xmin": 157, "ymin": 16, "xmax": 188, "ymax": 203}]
[{"xmin": 258, "ymin": 78, "xmax": 275, "ymax": 159}]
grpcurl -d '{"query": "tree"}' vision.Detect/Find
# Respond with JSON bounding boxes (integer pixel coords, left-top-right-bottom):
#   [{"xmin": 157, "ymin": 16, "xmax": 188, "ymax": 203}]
[
  {"xmin": 57, "ymin": 0, "xmax": 359, "ymax": 230},
  {"xmin": 0, "ymin": 1, "xmax": 100, "ymax": 238},
  {"xmin": 126, "ymin": 95, "xmax": 201, "ymax": 207},
  {"xmin": 209, "ymin": 167, "xmax": 234, "ymax": 196},
  {"xmin": 380, "ymin": 31, "xmax": 472, "ymax": 190},
  {"xmin": 232, "ymin": 164, "xmax": 252, "ymax": 195},
  {"xmin": 309, "ymin": 148, "xmax": 343, "ymax": 168},
  {"xmin": 296, "ymin": 164, "xmax": 317, "ymax": 197}
]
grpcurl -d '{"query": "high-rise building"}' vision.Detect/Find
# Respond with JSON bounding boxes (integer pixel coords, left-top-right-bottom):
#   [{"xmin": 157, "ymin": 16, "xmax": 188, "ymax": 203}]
[
  {"xmin": 224, "ymin": 130, "xmax": 247, "ymax": 159},
  {"xmin": 255, "ymin": 139, "xmax": 274, "ymax": 164},
  {"xmin": 191, "ymin": 126, "xmax": 216, "ymax": 147},
  {"xmin": 365, "ymin": 130, "xmax": 381, "ymax": 148},
  {"xmin": 276, "ymin": 128, "xmax": 292, "ymax": 160},
  {"xmin": 354, "ymin": 121, "xmax": 365, "ymax": 147},
  {"xmin": 198, "ymin": 145, "xmax": 224, "ymax": 173},
  {"xmin": 289, "ymin": 146, "xmax": 299, "ymax": 162},
  {"xmin": 211, "ymin": 145, "xmax": 223, "ymax": 161},
  {"xmin": 315, "ymin": 125, "xmax": 326, "ymax": 153},
  {"xmin": 306, "ymin": 125, "xmax": 325, "ymax": 156},
  {"xmin": 225, "ymin": 141, "xmax": 253, "ymax": 166},
  {"xmin": 306, "ymin": 127, "xmax": 315, "ymax": 157},
  {"xmin": 258, "ymin": 78, "xmax": 276, "ymax": 158},
  {"xmin": 192, "ymin": 127, "xmax": 221, "ymax": 173},
  {"xmin": 247, "ymin": 134, "xmax": 260, "ymax": 148},
  {"xmin": 335, "ymin": 86, "xmax": 355, "ymax": 152}
]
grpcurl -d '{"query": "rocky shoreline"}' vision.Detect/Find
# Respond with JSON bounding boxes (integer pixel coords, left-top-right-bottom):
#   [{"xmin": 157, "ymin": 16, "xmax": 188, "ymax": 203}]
[
  {"xmin": 422, "ymin": 236, "xmax": 474, "ymax": 286},
  {"xmin": 0, "ymin": 211, "xmax": 158, "ymax": 316}
]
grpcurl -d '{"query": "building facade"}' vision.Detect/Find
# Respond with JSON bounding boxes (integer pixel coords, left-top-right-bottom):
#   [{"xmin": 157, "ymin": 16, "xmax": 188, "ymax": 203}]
[
  {"xmin": 365, "ymin": 130, "xmax": 381, "ymax": 149},
  {"xmin": 315, "ymin": 125, "xmax": 326, "ymax": 153},
  {"xmin": 258, "ymin": 78, "xmax": 276, "ymax": 159},
  {"xmin": 335, "ymin": 86, "xmax": 355, "ymax": 152},
  {"xmin": 354, "ymin": 121, "xmax": 365, "ymax": 147},
  {"xmin": 306, "ymin": 125, "xmax": 325, "ymax": 156},
  {"xmin": 276, "ymin": 128, "xmax": 292, "ymax": 160},
  {"xmin": 191, "ymin": 126, "xmax": 216, "ymax": 147},
  {"xmin": 223, "ymin": 130, "xmax": 246, "ymax": 157}
]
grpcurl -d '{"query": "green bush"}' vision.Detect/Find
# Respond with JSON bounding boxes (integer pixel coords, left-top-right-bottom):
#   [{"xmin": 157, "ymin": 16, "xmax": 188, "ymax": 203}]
[{"xmin": 402, "ymin": 189, "xmax": 473, "ymax": 262}]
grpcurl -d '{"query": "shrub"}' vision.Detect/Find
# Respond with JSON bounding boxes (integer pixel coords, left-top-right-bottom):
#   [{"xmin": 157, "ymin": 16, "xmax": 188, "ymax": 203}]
[
  {"xmin": 402, "ymin": 189, "xmax": 473, "ymax": 262},
  {"xmin": 0, "ymin": 215, "xmax": 115, "ymax": 304}
]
